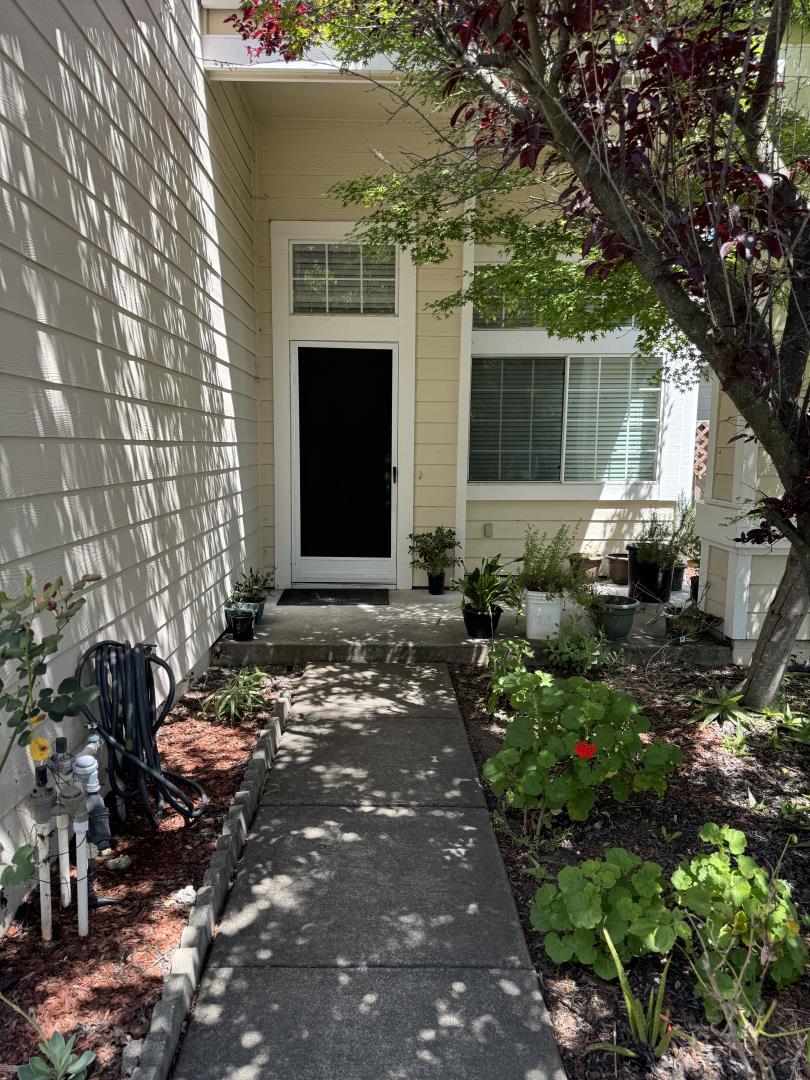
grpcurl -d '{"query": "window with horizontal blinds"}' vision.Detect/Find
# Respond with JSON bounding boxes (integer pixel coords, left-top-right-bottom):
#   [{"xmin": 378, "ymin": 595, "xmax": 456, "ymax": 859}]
[
  {"xmin": 468, "ymin": 355, "xmax": 661, "ymax": 484},
  {"xmin": 564, "ymin": 356, "xmax": 660, "ymax": 481},
  {"xmin": 291, "ymin": 243, "xmax": 395, "ymax": 313},
  {"xmin": 469, "ymin": 357, "xmax": 565, "ymax": 481}
]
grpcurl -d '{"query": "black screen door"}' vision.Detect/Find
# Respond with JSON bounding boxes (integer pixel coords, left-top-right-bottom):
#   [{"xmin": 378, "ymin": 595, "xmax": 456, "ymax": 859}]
[{"xmin": 296, "ymin": 347, "xmax": 394, "ymax": 573}]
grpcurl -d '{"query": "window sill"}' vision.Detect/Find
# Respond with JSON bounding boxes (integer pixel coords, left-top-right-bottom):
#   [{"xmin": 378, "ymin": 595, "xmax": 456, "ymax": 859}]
[{"xmin": 466, "ymin": 481, "xmax": 672, "ymax": 502}]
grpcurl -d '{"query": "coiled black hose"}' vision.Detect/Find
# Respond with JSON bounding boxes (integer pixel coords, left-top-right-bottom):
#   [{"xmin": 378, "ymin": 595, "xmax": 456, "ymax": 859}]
[{"xmin": 75, "ymin": 641, "xmax": 208, "ymax": 826}]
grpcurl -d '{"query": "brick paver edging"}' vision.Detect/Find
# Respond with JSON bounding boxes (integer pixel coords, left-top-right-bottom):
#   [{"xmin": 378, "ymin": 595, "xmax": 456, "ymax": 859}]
[{"xmin": 126, "ymin": 693, "xmax": 293, "ymax": 1080}]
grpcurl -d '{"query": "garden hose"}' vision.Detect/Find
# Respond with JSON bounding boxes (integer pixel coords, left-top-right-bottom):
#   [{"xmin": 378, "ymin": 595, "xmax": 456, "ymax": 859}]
[{"xmin": 75, "ymin": 641, "xmax": 208, "ymax": 826}]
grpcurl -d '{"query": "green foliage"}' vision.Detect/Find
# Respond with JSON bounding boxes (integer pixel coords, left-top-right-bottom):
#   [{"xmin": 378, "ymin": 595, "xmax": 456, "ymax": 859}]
[
  {"xmin": 488, "ymin": 638, "xmax": 534, "ymax": 687},
  {"xmin": 517, "ymin": 524, "xmax": 577, "ymax": 595},
  {"xmin": 17, "ymin": 1031, "xmax": 95, "ymax": 1080},
  {"xmin": 453, "ymin": 556, "xmax": 518, "ymax": 614},
  {"xmin": 530, "ymin": 849, "xmax": 689, "ymax": 979},
  {"xmin": 634, "ymin": 510, "xmax": 679, "ymax": 567},
  {"xmin": 201, "ymin": 667, "xmax": 267, "ymax": 724},
  {"xmin": 761, "ymin": 702, "xmax": 810, "ymax": 747},
  {"xmin": 672, "ymin": 824, "xmax": 808, "ymax": 1022},
  {"xmin": 228, "ymin": 567, "xmax": 273, "ymax": 603},
  {"xmin": 407, "ymin": 527, "xmax": 461, "ymax": 575},
  {"xmin": 689, "ymin": 684, "xmax": 748, "ymax": 728},
  {"xmin": 588, "ymin": 931, "xmax": 687, "ymax": 1061},
  {"xmin": 546, "ymin": 620, "xmax": 612, "ymax": 676},
  {"xmin": 0, "ymin": 993, "xmax": 94, "ymax": 1080},
  {"xmin": 482, "ymin": 671, "xmax": 683, "ymax": 824},
  {"xmin": 0, "ymin": 573, "xmax": 100, "ymax": 886},
  {"xmin": 0, "ymin": 844, "xmax": 38, "ymax": 887}
]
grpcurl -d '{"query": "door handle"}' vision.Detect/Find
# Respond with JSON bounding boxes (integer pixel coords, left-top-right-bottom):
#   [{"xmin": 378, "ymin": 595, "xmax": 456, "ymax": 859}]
[{"xmin": 392, "ymin": 466, "xmax": 397, "ymax": 484}]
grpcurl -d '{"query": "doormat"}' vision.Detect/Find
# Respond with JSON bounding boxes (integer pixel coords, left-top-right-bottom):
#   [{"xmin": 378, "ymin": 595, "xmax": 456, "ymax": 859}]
[{"xmin": 278, "ymin": 589, "xmax": 390, "ymax": 606}]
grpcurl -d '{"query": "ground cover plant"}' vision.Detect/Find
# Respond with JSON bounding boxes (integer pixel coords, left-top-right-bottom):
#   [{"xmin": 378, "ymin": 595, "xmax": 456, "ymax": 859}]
[
  {"xmin": 0, "ymin": 665, "xmax": 303, "ymax": 1078},
  {"xmin": 451, "ymin": 658, "xmax": 809, "ymax": 1079}
]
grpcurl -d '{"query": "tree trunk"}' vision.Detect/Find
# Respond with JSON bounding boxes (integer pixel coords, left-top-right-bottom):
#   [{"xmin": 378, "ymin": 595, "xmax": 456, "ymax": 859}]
[{"xmin": 742, "ymin": 548, "xmax": 809, "ymax": 709}]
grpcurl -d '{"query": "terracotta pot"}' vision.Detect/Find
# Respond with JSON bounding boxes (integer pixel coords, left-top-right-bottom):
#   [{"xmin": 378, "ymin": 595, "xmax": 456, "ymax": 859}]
[{"xmin": 606, "ymin": 553, "xmax": 629, "ymax": 585}]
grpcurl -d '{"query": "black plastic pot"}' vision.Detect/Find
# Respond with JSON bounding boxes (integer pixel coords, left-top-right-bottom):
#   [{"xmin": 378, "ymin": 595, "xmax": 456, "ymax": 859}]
[
  {"xmin": 462, "ymin": 605, "xmax": 503, "ymax": 639},
  {"xmin": 231, "ymin": 610, "xmax": 255, "ymax": 641},
  {"xmin": 671, "ymin": 563, "xmax": 687, "ymax": 592},
  {"xmin": 598, "ymin": 596, "xmax": 640, "ymax": 640},
  {"xmin": 626, "ymin": 544, "xmax": 674, "ymax": 603},
  {"xmin": 427, "ymin": 572, "xmax": 446, "ymax": 596}
]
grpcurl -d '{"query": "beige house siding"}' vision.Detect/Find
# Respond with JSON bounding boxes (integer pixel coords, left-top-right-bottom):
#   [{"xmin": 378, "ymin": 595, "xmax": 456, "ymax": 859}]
[
  {"xmin": 0, "ymin": 2, "xmax": 258, "ymax": 831},
  {"xmin": 253, "ymin": 111, "xmax": 460, "ymax": 576},
  {"xmin": 465, "ymin": 501, "xmax": 674, "ymax": 563},
  {"xmin": 710, "ymin": 390, "xmax": 737, "ymax": 503},
  {"xmin": 704, "ymin": 547, "xmax": 729, "ymax": 622}
]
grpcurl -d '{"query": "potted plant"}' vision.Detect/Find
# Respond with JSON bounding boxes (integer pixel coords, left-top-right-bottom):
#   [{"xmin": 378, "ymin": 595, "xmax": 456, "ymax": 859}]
[
  {"xmin": 596, "ymin": 595, "xmax": 640, "ymax": 640},
  {"xmin": 517, "ymin": 524, "xmax": 576, "ymax": 639},
  {"xmin": 230, "ymin": 607, "xmax": 255, "ymax": 641},
  {"xmin": 224, "ymin": 567, "xmax": 274, "ymax": 630},
  {"xmin": 627, "ymin": 511, "xmax": 677, "ymax": 603},
  {"xmin": 606, "ymin": 551, "xmax": 629, "ymax": 584},
  {"xmin": 453, "ymin": 556, "xmax": 517, "ymax": 638},
  {"xmin": 408, "ymin": 527, "xmax": 461, "ymax": 595},
  {"xmin": 567, "ymin": 543, "xmax": 603, "ymax": 580}
]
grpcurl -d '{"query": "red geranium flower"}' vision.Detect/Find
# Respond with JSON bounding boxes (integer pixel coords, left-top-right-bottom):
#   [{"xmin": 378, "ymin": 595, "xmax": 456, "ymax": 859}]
[{"xmin": 574, "ymin": 740, "xmax": 597, "ymax": 759}]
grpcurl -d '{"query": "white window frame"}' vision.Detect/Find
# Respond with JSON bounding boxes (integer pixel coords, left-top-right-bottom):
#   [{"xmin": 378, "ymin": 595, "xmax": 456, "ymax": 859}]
[
  {"xmin": 289, "ymin": 241, "xmax": 397, "ymax": 316},
  {"xmin": 271, "ymin": 221, "xmax": 416, "ymax": 588},
  {"xmin": 462, "ymin": 325, "xmax": 697, "ymax": 502}
]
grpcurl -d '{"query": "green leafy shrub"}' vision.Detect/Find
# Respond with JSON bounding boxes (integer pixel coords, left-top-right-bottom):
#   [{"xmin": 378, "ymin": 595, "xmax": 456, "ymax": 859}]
[
  {"xmin": 672, "ymin": 823, "xmax": 808, "ymax": 1021},
  {"xmin": 546, "ymin": 620, "xmax": 608, "ymax": 675},
  {"xmin": 482, "ymin": 671, "xmax": 683, "ymax": 825},
  {"xmin": 407, "ymin": 526, "xmax": 461, "ymax": 575},
  {"xmin": 487, "ymin": 638, "xmax": 534, "ymax": 708},
  {"xmin": 688, "ymin": 684, "xmax": 748, "ymax": 728},
  {"xmin": 201, "ymin": 667, "xmax": 267, "ymax": 724},
  {"xmin": 530, "ymin": 849, "xmax": 689, "ymax": 979},
  {"xmin": 516, "ymin": 524, "xmax": 577, "ymax": 595}
]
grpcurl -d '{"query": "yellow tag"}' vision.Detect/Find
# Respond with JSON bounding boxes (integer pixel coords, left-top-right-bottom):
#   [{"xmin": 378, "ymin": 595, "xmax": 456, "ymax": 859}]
[{"xmin": 29, "ymin": 737, "xmax": 51, "ymax": 762}]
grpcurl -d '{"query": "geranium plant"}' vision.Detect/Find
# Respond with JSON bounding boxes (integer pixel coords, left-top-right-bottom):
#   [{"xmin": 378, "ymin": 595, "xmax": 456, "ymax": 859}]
[
  {"xmin": 530, "ymin": 848, "xmax": 689, "ymax": 979},
  {"xmin": 482, "ymin": 671, "xmax": 683, "ymax": 829}
]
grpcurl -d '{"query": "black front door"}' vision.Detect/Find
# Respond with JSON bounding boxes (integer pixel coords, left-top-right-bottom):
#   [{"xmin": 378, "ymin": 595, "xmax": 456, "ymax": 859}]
[{"xmin": 296, "ymin": 346, "xmax": 394, "ymax": 574}]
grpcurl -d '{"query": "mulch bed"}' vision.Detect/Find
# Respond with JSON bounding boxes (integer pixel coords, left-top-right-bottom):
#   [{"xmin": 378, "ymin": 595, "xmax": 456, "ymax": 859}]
[
  {"xmin": 449, "ymin": 661, "xmax": 810, "ymax": 1080},
  {"xmin": 0, "ymin": 665, "xmax": 303, "ymax": 1079}
]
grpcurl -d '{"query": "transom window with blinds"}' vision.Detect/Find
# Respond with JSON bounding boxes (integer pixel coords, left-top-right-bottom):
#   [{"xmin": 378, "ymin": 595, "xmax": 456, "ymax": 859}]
[{"xmin": 468, "ymin": 355, "xmax": 661, "ymax": 483}]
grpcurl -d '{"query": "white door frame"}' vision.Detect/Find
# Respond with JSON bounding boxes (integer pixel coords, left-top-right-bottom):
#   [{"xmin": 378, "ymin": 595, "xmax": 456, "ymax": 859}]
[
  {"xmin": 270, "ymin": 220, "xmax": 416, "ymax": 588},
  {"xmin": 291, "ymin": 341, "xmax": 399, "ymax": 583}
]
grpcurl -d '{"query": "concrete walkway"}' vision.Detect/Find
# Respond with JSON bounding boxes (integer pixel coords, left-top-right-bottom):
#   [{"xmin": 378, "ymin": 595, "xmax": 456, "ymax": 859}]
[{"xmin": 173, "ymin": 663, "xmax": 566, "ymax": 1080}]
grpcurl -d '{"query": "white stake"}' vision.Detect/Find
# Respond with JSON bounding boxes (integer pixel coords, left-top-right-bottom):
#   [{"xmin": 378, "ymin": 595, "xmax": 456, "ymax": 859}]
[{"xmin": 55, "ymin": 812, "xmax": 71, "ymax": 908}]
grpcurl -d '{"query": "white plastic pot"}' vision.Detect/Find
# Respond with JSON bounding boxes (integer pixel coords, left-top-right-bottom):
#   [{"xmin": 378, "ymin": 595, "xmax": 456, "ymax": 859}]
[{"xmin": 525, "ymin": 590, "xmax": 563, "ymax": 639}]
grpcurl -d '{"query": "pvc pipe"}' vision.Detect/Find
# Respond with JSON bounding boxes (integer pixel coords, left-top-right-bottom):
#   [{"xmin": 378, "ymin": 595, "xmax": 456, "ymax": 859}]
[
  {"xmin": 36, "ymin": 822, "xmax": 53, "ymax": 942},
  {"xmin": 55, "ymin": 812, "xmax": 71, "ymax": 908},
  {"xmin": 74, "ymin": 817, "xmax": 89, "ymax": 938}
]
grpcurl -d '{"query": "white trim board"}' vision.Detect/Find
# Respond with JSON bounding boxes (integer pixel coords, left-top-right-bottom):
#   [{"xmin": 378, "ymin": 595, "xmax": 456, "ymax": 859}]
[{"xmin": 270, "ymin": 221, "xmax": 416, "ymax": 589}]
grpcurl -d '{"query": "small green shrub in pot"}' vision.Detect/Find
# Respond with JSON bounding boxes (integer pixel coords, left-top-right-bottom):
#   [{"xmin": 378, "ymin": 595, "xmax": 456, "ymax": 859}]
[
  {"xmin": 453, "ymin": 556, "xmax": 518, "ymax": 638},
  {"xmin": 482, "ymin": 671, "xmax": 683, "ymax": 826},
  {"xmin": 672, "ymin": 823, "xmax": 808, "ymax": 1022},
  {"xmin": 518, "ymin": 525, "xmax": 578, "ymax": 639},
  {"xmin": 517, "ymin": 524, "xmax": 577, "ymax": 594},
  {"xmin": 408, "ymin": 526, "xmax": 461, "ymax": 594},
  {"xmin": 530, "ymin": 849, "xmax": 689, "ymax": 978}
]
